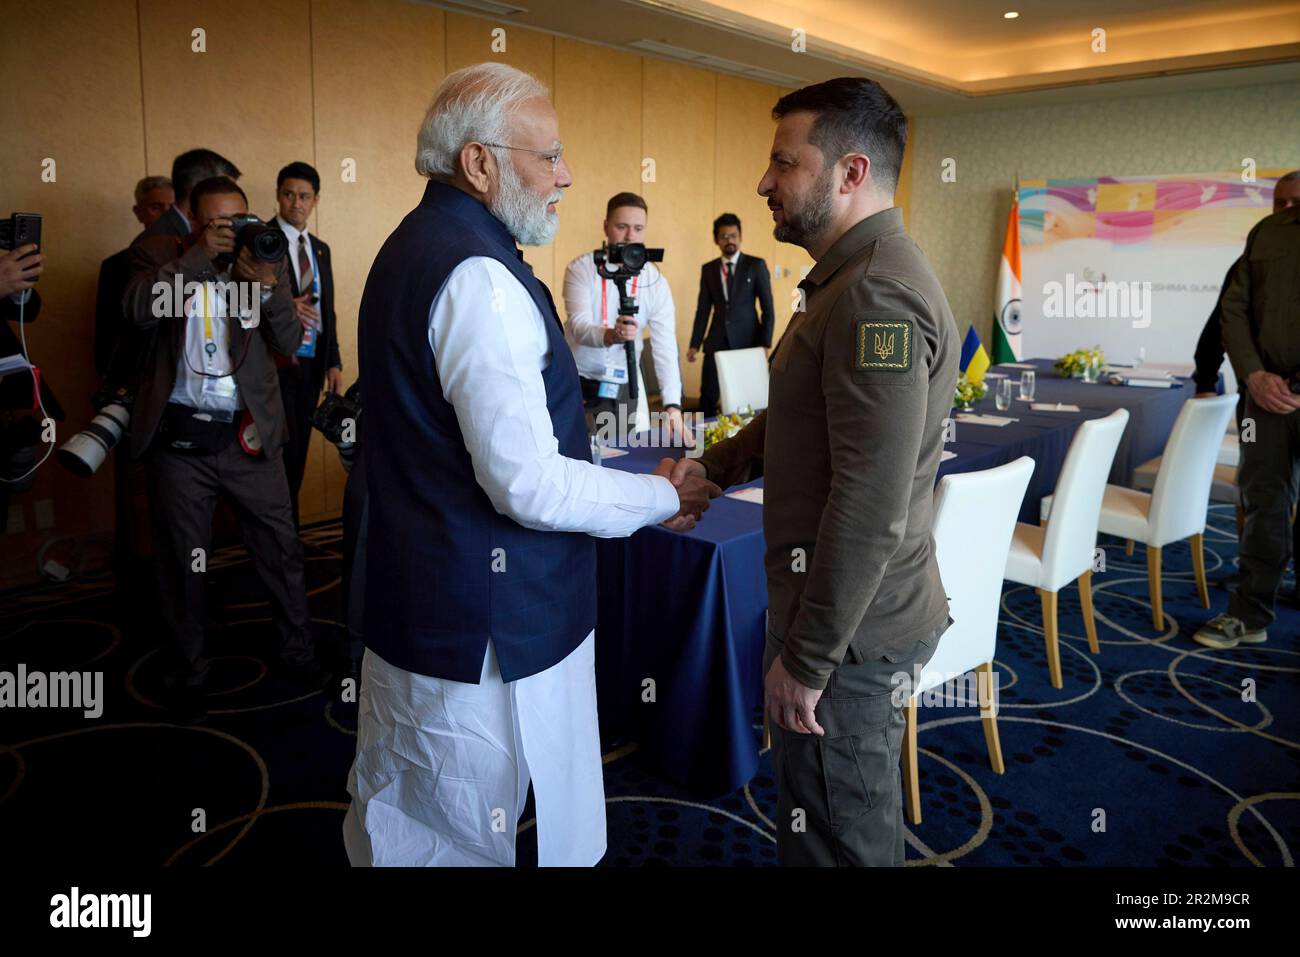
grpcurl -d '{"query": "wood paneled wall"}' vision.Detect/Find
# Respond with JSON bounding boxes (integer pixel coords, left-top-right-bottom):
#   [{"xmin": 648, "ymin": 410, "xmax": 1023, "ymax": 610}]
[{"xmin": 0, "ymin": 0, "xmax": 863, "ymax": 586}]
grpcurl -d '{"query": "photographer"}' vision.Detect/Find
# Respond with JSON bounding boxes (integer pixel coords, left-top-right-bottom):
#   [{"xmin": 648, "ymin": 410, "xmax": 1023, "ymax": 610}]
[
  {"xmin": 122, "ymin": 176, "xmax": 328, "ymax": 719},
  {"xmin": 562, "ymin": 192, "xmax": 687, "ymax": 442},
  {"xmin": 0, "ymin": 243, "xmax": 61, "ymax": 511}
]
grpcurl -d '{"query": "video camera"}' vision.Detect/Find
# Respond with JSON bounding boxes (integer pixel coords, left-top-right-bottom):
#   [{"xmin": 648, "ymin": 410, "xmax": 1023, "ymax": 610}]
[{"xmin": 591, "ymin": 243, "xmax": 664, "ymax": 401}]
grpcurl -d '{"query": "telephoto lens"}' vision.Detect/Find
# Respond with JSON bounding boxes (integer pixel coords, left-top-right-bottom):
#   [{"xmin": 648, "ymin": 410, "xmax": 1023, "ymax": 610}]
[{"xmin": 57, "ymin": 401, "xmax": 131, "ymax": 477}]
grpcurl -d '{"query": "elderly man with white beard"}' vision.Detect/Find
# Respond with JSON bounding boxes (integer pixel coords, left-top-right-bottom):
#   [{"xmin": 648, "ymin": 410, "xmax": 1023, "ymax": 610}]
[{"xmin": 342, "ymin": 63, "xmax": 720, "ymax": 867}]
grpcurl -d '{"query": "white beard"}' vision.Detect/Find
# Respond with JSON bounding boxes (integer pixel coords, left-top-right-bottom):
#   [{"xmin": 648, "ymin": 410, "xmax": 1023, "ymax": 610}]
[{"xmin": 491, "ymin": 160, "xmax": 562, "ymax": 246}]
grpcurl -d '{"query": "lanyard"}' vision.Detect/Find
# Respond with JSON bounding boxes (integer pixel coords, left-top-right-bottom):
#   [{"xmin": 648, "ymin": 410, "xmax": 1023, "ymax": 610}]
[
  {"xmin": 201, "ymin": 283, "xmax": 217, "ymax": 359},
  {"xmin": 598, "ymin": 274, "xmax": 638, "ymax": 329}
]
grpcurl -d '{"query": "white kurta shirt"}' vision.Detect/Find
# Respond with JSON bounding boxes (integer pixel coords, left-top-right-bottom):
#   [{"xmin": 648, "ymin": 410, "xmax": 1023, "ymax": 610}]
[
  {"xmin": 344, "ymin": 255, "xmax": 679, "ymax": 868},
  {"xmin": 562, "ymin": 253, "xmax": 684, "ymax": 410}
]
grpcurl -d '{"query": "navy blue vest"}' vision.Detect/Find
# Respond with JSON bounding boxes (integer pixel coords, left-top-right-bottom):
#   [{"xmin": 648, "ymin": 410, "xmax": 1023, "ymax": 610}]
[{"xmin": 358, "ymin": 180, "xmax": 596, "ymax": 683}]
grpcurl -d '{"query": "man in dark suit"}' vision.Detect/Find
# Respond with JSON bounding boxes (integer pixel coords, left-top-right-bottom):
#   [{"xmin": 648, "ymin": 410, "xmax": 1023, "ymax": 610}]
[
  {"xmin": 96, "ymin": 176, "xmax": 175, "ymax": 378},
  {"xmin": 271, "ymin": 161, "xmax": 344, "ymax": 525},
  {"xmin": 688, "ymin": 213, "xmax": 775, "ymax": 416},
  {"xmin": 135, "ymin": 148, "xmax": 241, "ymax": 246},
  {"xmin": 122, "ymin": 176, "xmax": 324, "ymax": 718}
]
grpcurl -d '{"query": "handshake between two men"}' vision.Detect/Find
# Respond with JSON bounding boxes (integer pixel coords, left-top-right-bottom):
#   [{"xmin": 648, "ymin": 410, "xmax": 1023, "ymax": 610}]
[{"xmin": 653, "ymin": 456, "xmax": 721, "ymax": 532}]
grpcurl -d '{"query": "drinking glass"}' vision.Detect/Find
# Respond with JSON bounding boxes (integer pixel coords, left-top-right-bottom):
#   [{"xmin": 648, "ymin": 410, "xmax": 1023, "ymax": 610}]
[
  {"xmin": 995, "ymin": 377, "xmax": 1013, "ymax": 412},
  {"xmin": 1018, "ymin": 370, "xmax": 1036, "ymax": 402}
]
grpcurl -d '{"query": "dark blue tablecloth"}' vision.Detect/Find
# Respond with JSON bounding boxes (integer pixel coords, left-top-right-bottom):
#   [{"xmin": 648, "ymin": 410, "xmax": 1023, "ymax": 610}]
[{"xmin": 595, "ymin": 358, "xmax": 1195, "ymax": 796}]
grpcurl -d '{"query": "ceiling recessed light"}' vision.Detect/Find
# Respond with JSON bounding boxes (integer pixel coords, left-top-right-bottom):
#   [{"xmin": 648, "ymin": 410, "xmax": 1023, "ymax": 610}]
[{"xmin": 1004, "ymin": 11, "xmax": 1020, "ymax": 18}]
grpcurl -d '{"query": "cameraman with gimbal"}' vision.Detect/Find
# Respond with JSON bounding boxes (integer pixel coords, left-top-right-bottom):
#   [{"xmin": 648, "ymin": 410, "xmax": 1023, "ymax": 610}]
[
  {"xmin": 122, "ymin": 175, "xmax": 330, "ymax": 720},
  {"xmin": 562, "ymin": 192, "xmax": 688, "ymax": 444}
]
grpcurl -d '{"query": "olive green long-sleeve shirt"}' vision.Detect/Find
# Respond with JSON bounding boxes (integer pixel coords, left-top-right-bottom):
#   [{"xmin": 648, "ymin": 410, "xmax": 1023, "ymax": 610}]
[
  {"xmin": 1221, "ymin": 205, "xmax": 1300, "ymax": 382},
  {"xmin": 698, "ymin": 207, "xmax": 959, "ymax": 691}
]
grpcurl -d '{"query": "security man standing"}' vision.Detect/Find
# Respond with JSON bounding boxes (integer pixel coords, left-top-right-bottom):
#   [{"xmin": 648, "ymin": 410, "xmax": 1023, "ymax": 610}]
[
  {"xmin": 1195, "ymin": 187, "xmax": 1300, "ymax": 648},
  {"xmin": 670, "ymin": 77, "xmax": 958, "ymax": 866}
]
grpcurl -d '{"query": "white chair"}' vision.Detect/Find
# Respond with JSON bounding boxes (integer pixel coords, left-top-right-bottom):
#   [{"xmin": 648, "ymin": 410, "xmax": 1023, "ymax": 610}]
[
  {"xmin": 901, "ymin": 456, "xmax": 1034, "ymax": 826},
  {"xmin": 1044, "ymin": 395, "xmax": 1236, "ymax": 632},
  {"xmin": 714, "ymin": 347, "xmax": 768, "ymax": 415},
  {"xmin": 1005, "ymin": 409, "xmax": 1129, "ymax": 688},
  {"xmin": 1131, "ymin": 415, "xmax": 1242, "ymax": 536}
]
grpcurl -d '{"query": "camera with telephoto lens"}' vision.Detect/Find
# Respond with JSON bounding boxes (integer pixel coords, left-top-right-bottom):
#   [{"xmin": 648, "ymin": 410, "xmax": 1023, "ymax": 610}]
[
  {"xmin": 57, "ymin": 386, "xmax": 132, "ymax": 477},
  {"xmin": 221, "ymin": 213, "xmax": 287, "ymax": 265}
]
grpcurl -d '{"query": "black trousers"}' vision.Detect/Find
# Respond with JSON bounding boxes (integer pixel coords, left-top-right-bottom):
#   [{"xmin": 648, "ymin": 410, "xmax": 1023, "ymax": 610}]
[
  {"xmin": 698, "ymin": 350, "xmax": 720, "ymax": 418},
  {"xmin": 765, "ymin": 624, "xmax": 944, "ymax": 867},
  {"xmin": 1228, "ymin": 398, "xmax": 1300, "ymax": 628},
  {"xmin": 278, "ymin": 358, "xmax": 322, "ymax": 527},
  {"xmin": 146, "ymin": 438, "xmax": 315, "ymax": 690}
]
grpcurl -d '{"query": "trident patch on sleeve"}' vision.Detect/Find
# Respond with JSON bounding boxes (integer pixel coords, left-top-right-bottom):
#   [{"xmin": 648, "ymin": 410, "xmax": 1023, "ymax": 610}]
[{"xmin": 854, "ymin": 318, "xmax": 913, "ymax": 372}]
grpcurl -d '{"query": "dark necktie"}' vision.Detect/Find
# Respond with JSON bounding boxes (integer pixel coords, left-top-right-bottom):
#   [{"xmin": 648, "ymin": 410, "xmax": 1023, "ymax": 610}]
[{"xmin": 298, "ymin": 234, "xmax": 315, "ymax": 296}]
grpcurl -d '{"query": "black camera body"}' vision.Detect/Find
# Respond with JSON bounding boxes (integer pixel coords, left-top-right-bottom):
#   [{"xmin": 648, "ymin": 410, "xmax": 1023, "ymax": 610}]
[
  {"xmin": 225, "ymin": 213, "xmax": 287, "ymax": 264},
  {"xmin": 592, "ymin": 241, "xmax": 663, "ymax": 280},
  {"xmin": 0, "ymin": 212, "xmax": 41, "ymax": 251}
]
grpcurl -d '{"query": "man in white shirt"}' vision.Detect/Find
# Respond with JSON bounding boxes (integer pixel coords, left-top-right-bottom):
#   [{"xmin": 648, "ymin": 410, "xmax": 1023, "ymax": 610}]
[
  {"xmin": 344, "ymin": 62, "xmax": 720, "ymax": 867},
  {"xmin": 562, "ymin": 193, "xmax": 688, "ymax": 442}
]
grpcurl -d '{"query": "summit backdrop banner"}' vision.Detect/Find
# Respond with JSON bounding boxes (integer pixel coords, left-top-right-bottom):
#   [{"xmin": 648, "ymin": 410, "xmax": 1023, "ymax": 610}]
[{"xmin": 1017, "ymin": 171, "xmax": 1289, "ymax": 393}]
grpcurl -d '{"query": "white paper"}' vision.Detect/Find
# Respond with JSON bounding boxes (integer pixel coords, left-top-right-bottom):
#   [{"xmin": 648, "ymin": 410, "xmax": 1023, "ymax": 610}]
[
  {"xmin": 1120, "ymin": 377, "xmax": 1178, "ymax": 389},
  {"xmin": 596, "ymin": 446, "xmax": 628, "ymax": 459},
  {"xmin": 0, "ymin": 354, "xmax": 31, "ymax": 375},
  {"xmin": 1030, "ymin": 402, "xmax": 1081, "ymax": 412},
  {"xmin": 726, "ymin": 487, "xmax": 764, "ymax": 505},
  {"xmin": 997, "ymin": 363, "xmax": 1037, "ymax": 369},
  {"xmin": 955, "ymin": 413, "xmax": 1014, "ymax": 427},
  {"xmin": 940, "ymin": 450, "xmax": 957, "ymax": 462}
]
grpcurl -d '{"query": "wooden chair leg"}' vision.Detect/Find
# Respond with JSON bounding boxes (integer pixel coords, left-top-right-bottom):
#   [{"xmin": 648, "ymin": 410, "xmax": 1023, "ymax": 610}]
[
  {"xmin": 1146, "ymin": 545, "xmax": 1163, "ymax": 631},
  {"xmin": 1037, "ymin": 588, "xmax": 1063, "ymax": 689},
  {"xmin": 977, "ymin": 662, "xmax": 1005, "ymax": 774},
  {"xmin": 1190, "ymin": 532, "xmax": 1210, "ymax": 609},
  {"xmin": 1125, "ymin": 539, "xmax": 1134, "ymax": 557},
  {"xmin": 762, "ymin": 707, "xmax": 771, "ymax": 751},
  {"xmin": 902, "ymin": 697, "xmax": 921, "ymax": 825},
  {"xmin": 1078, "ymin": 570, "xmax": 1100, "ymax": 654}
]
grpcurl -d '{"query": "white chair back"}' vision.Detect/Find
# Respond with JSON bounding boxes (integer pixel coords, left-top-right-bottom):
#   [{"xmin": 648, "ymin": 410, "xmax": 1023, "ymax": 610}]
[
  {"xmin": 920, "ymin": 457, "xmax": 1035, "ymax": 696},
  {"xmin": 715, "ymin": 347, "xmax": 769, "ymax": 415},
  {"xmin": 1147, "ymin": 394, "xmax": 1237, "ymax": 546},
  {"xmin": 1039, "ymin": 409, "xmax": 1129, "ymax": 591}
]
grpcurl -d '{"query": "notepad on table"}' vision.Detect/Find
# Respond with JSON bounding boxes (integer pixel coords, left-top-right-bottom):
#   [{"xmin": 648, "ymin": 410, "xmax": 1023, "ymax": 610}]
[
  {"xmin": 954, "ymin": 413, "xmax": 1015, "ymax": 427},
  {"xmin": 1030, "ymin": 402, "xmax": 1080, "ymax": 412},
  {"xmin": 940, "ymin": 450, "xmax": 957, "ymax": 462},
  {"xmin": 726, "ymin": 487, "xmax": 764, "ymax": 505}
]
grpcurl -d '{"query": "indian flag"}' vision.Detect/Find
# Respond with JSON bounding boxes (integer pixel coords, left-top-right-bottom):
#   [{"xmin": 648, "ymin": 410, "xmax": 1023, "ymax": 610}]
[{"xmin": 993, "ymin": 197, "xmax": 1023, "ymax": 363}]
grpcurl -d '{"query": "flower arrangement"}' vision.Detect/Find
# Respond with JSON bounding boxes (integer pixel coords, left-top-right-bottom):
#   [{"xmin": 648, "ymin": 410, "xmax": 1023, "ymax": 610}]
[
  {"xmin": 704, "ymin": 406, "xmax": 756, "ymax": 448},
  {"xmin": 953, "ymin": 375, "xmax": 987, "ymax": 411},
  {"xmin": 1055, "ymin": 347, "xmax": 1105, "ymax": 379}
]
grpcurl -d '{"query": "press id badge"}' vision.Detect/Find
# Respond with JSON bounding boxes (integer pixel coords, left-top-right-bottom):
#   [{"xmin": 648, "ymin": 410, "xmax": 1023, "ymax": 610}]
[
  {"xmin": 201, "ymin": 372, "xmax": 238, "ymax": 404},
  {"xmin": 296, "ymin": 326, "xmax": 318, "ymax": 358},
  {"xmin": 597, "ymin": 364, "xmax": 626, "ymax": 400}
]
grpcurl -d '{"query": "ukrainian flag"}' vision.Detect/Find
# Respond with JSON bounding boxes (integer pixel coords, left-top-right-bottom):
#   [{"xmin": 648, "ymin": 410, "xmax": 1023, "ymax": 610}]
[{"xmin": 959, "ymin": 326, "xmax": 991, "ymax": 385}]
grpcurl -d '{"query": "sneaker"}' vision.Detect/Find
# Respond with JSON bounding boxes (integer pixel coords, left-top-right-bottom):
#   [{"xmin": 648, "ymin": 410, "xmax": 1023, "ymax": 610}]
[{"xmin": 1192, "ymin": 614, "xmax": 1268, "ymax": 650}]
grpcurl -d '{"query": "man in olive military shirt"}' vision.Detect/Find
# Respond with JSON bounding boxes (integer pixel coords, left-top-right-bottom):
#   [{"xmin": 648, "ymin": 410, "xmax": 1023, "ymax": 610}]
[
  {"xmin": 1194, "ymin": 193, "xmax": 1300, "ymax": 648},
  {"xmin": 670, "ymin": 77, "xmax": 959, "ymax": 866}
]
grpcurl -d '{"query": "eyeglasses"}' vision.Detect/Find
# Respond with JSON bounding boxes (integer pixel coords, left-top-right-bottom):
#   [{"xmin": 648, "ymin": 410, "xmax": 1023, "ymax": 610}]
[{"xmin": 481, "ymin": 142, "xmax": 564, "ymax": 173}]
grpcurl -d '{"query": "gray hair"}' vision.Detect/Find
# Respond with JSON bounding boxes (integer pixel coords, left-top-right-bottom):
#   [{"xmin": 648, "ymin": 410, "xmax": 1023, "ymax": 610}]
[
  {"xmin": 414, "ymin": 62, "xmax": 548, "ymax": 179},
  {"xmin": 134, "ymin": 175, "xmax": 173, "ymax": 205}
]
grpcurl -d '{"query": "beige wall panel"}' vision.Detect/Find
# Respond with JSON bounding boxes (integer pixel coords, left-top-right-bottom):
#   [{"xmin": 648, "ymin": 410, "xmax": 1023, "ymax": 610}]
[
  {"xmin": 306, "ymin": 0, "xmax": 446, "ymax": 521},
  {"xmin": 640, "ymin": 58, "xmax": 715, "ymax": 399},
  {"xmin": 444, "ymin": 12, "xmax": 555, "ymax": 291},
  {"xmin": 0, "ymin": 0, "xmax": 144, "ymax": 584},
  {"xmin": 714, "ymin": 75, "xmax": 811, "ymax": 360},
  {"xmin": 552, "ymin": 39, "xmax": 643, "ymax": 325}
]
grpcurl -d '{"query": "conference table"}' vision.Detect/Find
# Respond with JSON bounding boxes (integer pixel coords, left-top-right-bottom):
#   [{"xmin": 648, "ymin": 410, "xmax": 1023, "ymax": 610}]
[{"xmin": 595, "ymin": 357, "xmax": 1197, "ymax": 796}]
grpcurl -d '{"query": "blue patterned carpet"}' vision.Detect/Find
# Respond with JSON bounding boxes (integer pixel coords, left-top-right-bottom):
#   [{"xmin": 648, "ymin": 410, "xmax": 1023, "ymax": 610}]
[{"xmin": 1, "ymin": 504, "xmax": 1296, "ymax": 867}]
